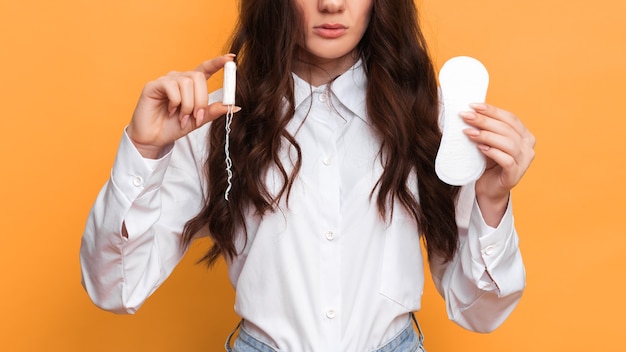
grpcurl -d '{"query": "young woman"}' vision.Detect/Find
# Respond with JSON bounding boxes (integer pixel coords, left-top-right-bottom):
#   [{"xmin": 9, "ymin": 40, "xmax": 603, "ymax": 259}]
[{"xmin": 80, "ymin": 0, "xmax": 535, "ymax": 350}]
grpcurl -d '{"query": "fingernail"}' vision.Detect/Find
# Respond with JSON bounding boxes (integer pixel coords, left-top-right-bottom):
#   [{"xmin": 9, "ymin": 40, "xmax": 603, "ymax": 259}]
[
  {"xmin": 196, "ymin": 109, "xmax": 205, "ymax": 124},
  {"xmin": 181, "ymin": 115, "xmax": 190, "ymax": 129},
  {"xmin": 226, "ymin": 53, "xmax": 236, "ymax": 58},
  {"xmin": 233, "ymin": 106, "xmax": 242, "ymax": 113},
  {"xmin": 464, "ymin": 128, "xmax": 480, "ymax": 137},
  {"xmin": 470, "ymin": 103, "xmax": 487, "ymax": 111},
  {"xmin": 478, "ymin": 144, "xmax": 491, "ymax": 151},
  {"xmin": 460, "ymin": 111, "xmax": 476, "ymax": 120}
]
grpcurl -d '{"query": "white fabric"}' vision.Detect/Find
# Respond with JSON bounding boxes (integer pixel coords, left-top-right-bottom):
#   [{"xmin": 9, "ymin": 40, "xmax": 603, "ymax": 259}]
[{"xmin": 80, "ymin": 60, "xmax": 525, "ymax": 351}]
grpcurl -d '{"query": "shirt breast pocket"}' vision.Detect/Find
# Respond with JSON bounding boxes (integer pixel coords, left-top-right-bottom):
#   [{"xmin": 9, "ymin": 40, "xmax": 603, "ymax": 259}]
[{"xmin": 379, "ymin": 212, "xmax": 425, "ymax": 311}]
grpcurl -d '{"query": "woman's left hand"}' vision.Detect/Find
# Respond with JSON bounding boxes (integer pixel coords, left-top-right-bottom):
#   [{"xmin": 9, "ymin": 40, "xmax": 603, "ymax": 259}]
[{"xmin": 461, "ymin": 103, "xmax": 536, "ymax": 226}]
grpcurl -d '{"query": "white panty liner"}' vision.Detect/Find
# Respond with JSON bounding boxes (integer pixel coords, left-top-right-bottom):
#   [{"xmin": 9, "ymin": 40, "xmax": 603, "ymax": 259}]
[{"xmin": 435, "ymin": 56, "xmax": 489, "ymax": 186}]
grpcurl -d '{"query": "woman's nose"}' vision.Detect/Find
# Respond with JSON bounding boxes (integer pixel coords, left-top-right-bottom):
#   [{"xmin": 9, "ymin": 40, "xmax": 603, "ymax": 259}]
[{"xmin": 318, "ymin": 0, "xmax": 345, "ymax": 13}]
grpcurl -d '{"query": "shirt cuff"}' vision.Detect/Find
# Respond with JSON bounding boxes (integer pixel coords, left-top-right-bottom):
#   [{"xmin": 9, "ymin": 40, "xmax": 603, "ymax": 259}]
[
  {"xmin": 470, "ymin": 198, "xmax": 523, "ymax": 296},
  {"xmin": 110, "ymin": 129, "xmax": 174, "ymax": 206}
]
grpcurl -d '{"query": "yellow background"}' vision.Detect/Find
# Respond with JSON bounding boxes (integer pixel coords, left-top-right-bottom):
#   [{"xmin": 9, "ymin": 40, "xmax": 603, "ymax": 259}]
[{"xmin": 1, "ymin": 0, "xmax": 624, "ymax": 350}]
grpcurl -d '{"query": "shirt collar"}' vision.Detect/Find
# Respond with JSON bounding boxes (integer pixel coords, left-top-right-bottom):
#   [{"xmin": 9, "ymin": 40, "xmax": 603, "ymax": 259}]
[{"xmin": 292, "ymin": 59, "xmax": 368, "ymax": 123}]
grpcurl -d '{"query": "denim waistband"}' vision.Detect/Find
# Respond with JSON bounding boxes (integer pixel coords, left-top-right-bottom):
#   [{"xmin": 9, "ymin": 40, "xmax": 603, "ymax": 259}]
[
  {"xmin": 376, "ymin": 313, "xmax": 424, "ymax": 352},
  {"xmin": 225, "ymin": 314, "xmax": 425, "ymax": 352}
]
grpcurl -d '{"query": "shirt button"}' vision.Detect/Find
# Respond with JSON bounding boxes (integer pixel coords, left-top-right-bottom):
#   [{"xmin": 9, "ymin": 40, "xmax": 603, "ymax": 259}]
[
  {"xmin": 326, "ymin": 310, "xmax": 336, "ymax": 319},
  {"xmin": 325, "ymin": 231, "xmax": 335, "ymax": 241},
  {"xmin": 132, "ymin": 175, "xmax": 143, "ymax": 187},
  {"xmin": 484, "ymin": 245, "xmax": 495, "ymax": 255},
  {"xmin": 319, "ymin": 93, "xmax": 327, "ymax": 103},
  {"xmin": 322, "ymin": 156, "xmax": 333, "ymax": 166}
]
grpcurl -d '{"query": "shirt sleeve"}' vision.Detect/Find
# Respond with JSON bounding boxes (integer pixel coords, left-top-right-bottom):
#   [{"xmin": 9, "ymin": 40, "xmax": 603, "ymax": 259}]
[
  {"xmin": 429, "ymin": 184, "xmax": 526, "ymax": 332},
  {"xmin": 79, "ymin": 125, "xmax": 209, "ymax": 314}
]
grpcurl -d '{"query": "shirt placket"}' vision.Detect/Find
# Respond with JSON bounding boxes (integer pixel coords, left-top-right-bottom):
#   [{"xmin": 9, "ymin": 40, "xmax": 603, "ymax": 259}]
[{"xmin": 313, "ymin": 90, "xmax": 343, "ymax": 351}]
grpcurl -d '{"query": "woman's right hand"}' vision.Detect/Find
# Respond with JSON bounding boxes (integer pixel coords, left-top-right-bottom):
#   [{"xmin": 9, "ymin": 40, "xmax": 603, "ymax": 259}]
[{"xmin": 127, "ymin": 54, "xmax": 238, "ymax": 159}]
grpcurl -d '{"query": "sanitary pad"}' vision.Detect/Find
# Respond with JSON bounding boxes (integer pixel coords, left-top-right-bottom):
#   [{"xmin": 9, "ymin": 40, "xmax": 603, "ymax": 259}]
[{"xmin": 435, "ymin": 56, "xmax": 489, "ymax": 186}]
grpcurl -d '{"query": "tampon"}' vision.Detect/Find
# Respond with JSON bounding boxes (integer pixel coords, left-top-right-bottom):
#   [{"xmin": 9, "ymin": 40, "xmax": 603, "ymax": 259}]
[{"xmin": 222, "ymin": 61, "xmax": 236, "ymax": 106}]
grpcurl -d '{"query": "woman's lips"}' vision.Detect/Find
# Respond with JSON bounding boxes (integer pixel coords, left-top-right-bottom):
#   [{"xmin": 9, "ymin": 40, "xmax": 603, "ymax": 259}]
[{"xmin": 313, "ymin": 24, "xmax": 348, "ymax": 39}]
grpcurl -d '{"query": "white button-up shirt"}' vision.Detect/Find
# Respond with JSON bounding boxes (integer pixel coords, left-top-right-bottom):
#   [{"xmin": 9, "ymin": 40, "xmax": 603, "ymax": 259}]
[{"xmin": 80, "ymin": 61, "xmax": 525, "ymax": 351}]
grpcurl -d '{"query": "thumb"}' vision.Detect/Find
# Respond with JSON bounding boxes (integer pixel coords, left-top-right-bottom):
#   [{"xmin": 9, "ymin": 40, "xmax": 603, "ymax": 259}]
[{"xmin": 199, "ymin": 102, "xmax": 242, "ymax": 126}]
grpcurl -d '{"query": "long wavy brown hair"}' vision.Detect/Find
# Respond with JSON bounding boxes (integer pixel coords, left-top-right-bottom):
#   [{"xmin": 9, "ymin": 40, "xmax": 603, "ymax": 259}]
[{"xmin": 182, "ymin": 0, "xmax": 460, "ymax": 265}]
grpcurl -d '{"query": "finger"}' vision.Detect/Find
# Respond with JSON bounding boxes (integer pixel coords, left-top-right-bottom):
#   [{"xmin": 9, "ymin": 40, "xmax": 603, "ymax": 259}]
[
  {"xmin": 470, "ymin": 103, "xmax": 530, "ymax": 138},
  {"xmin": 464, "ymin": 106, "xmax": 537, "ymax": 159},
  {"xmin": 471, "ymin": 126, "xmax": 535, "ymax": 171},
  {"xmin": 194, "ymin": 53, "xmax": 236, "ymax": 79},
  {"xmin": 172, "ymin": 74, "xmax": 200, "ymax": 125},
  {"xmin": 467, "ymin": 125, "xmax": 536, "ymax": 171},
  {"xmin": 146, "ymin": 78, "xmax": 182, "ymax": 117},
  {"xmin": 477, "ymin": 145, "xmax": 519, "ymax": 186},
  {"xmin": 465, "ymin": 128, "xmax": 521, "ymax": 159},
  {"xmin": 179, "ymin": 71, "xmax": 209, "ymax": 125},
  {"xmin": 202, "ymin": 102, "xmax": 242, "ymax": 125},
  {"xmin": 479, "ymin": 142, "xmax": 534, "ymax": 188},
  {"xmin": 461, "ymin": 110, "xmax": 516, "ymax": 139}
]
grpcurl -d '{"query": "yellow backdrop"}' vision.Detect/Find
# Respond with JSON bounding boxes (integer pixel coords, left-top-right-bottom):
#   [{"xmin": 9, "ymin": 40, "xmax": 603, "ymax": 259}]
[{"xmin": 1, "ymin": 0, "xmax": 624, "ymax": 351}]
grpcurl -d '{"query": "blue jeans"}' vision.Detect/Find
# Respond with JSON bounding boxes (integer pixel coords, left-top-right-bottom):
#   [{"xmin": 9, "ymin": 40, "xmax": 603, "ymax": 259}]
[{"xmin": 225, "ymin": 314, "xmax": 426, "ymax": 352}]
